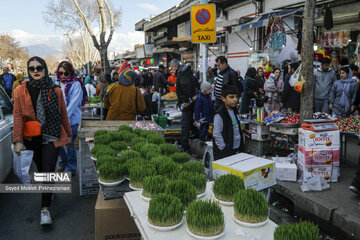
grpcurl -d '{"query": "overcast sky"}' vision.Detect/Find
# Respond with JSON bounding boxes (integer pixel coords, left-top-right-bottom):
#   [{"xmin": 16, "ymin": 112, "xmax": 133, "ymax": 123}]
[{"xmin": 1, "ymin": 0, "xmax": 183, "ymax": 53}]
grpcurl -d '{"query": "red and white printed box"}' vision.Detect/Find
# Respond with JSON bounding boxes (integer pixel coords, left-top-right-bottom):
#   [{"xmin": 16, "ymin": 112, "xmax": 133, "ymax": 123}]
[
  {"xmin": 298, "ymin": 146, "xmax": 340, "ymax": 166},
  {"xmin": 298, "ymin": 163, "xmax": 340, "ymax": 182},
  {"xmin": 298, "ymin": 128, "xmax": 340, "ymax": 149}
]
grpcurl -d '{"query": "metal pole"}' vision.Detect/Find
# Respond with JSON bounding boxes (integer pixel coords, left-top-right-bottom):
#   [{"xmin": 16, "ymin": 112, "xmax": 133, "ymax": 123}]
[{"xmin": 199, "ymin": 0, "xmax": 208, "ymax": 84}]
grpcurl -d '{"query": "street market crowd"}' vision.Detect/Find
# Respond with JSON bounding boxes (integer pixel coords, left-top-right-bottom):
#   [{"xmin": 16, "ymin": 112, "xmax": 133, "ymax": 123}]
[{"xmin": 1, "ymin": 54, "xmax": 360, "ymax": 226}]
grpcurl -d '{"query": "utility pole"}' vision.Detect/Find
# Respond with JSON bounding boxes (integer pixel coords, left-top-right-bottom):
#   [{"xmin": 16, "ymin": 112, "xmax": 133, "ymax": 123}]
[
  {"xmin": 199, "ymin": 0, "xmax": 208, "ymax": 84},
  {"xmin": 300, "ymin": 0, "xmax": 315, "ymax": 122}
]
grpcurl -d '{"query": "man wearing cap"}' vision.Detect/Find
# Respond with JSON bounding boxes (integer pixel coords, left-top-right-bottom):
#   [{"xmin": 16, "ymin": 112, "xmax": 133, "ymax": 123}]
[
  {"xmin": 104, "ymin": 69, "xmax": 146, "ymax": 120},
  {"xmin": 194, "ymin": 81, "xmax": 214, "ymax": 144},
  {"xmin": 153, "ymin": 64, "xmax": 175, "ymax": 94},
  {"xmin": 0, "ymin": 67, "xmax": 16, "ymax": 98}
]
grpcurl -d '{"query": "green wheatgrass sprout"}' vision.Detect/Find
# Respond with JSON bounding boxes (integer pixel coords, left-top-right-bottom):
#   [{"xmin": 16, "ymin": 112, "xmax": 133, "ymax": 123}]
[
  {"xmin": 148, "ymin": 193, "xmax": 184, "ymax": 227},
  {"xmin": 125, "ymin": 157, "xmax": 147, "ymax": 177},
  {"xmin": 145, "ymin": 151, "xmax": 162, "ymax": 160},
  {"xmin": 98, "ymin": 162, "xmax": 127, "ymax": 182},
  {"xmin": 129, "ymin": 164, "xmax": 156, "ymax": 188},
  {"xmin": 140, "ymin": 130, "xmax": 157, "ymax": 139},
  {"xmin": 132, "ymin": 142, "xmax": 144, "ymax": 152},
  {"xmin": 213, "ymin": 174, "xmax": 245, "ymax": 202},
  {"xmin": 109, "ymin": 131, "xmax": 126, "ymax": 142},
  {"xmin": 157, "ymin": 160, "xmax": 181, "ymax": 180},
  {"xmin": 94, "ymin": 134, "xmax": 112, "ymax": 145},
  {"xmin": 118, "ymin": 131, "xmax": 134, "ymax": 144},
  {"xmin": 274, "ymin": 221, "xmax": 320, "ymax": 240},
  {"xmin": 109, "ymin": 141, "xmax": 128, "ymax": 153},
  {"xmin": 133, "ymin": 128, "xmax": 145, "ymax": 136},
  {"xmin": 119, "ymin": 150, "xmax": 141, "ymax": 162},
  {"xmin": 181, "ymin": 161, "xmax": 204, "ymax": 174},
  {"xmin": 178, "ymin": 171, "xmax": 207, "ymax": 194},
  {"xmin": 140, "ymin": 143, "xmax": 161, "ymax": 157},
  {"xmin": 159, "ymin": 143, "xmax": 178, "ymax": 156},
  {"xmin": 146, "ymin": 134, "xmax": 165, "ymax": 145},
  {"xmin": 90, "ymin": 145, "xmax": 116, "ymax": 158},
  {"xmin": 96, "ymin": 155, "xmax": 124, "ymax": 169},
  {"xmin": 130, "ymin": 137, "xmax": 147, "ymax": 147},
  {"xmin": 171, "ymin": 152, "xmax": 190, "ymax": 164},
  {"xmin": 118, "ymin": 125, "xmax": 133, "ymax": 133},
  {"xmin": 234, "ymin": 188, "xmax": 268, "ymax": 223},
  {"xmin": 186, "ymin": 200, "xmax": 225, "ymax": 237},
  {"xmin": 142, "ymin": 175, "xmax": 168, "ymax": 198},
  {"xmin": 165, "ymin": 180, "xmax": 197, "ymax": 207},
  {"xmin": 150, "ymin": 156, "xmax": 173, "ymax": 172},
  {"xmin": 94, "ymin": 129, "xmax": 109, "ymax": 138}
]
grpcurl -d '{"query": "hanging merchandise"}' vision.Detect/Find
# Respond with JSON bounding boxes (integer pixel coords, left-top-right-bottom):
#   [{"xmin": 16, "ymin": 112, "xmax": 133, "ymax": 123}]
[
  {"xmin": 324, "ymin": 7, "xmax": 333, "ymax": 31},
  {"xmin": 265, "ymin": 16, "xmax": 286, "ymax": 53},
  {"xmin": 330, "ymin": 50, "xmax": 340, "ymax": 70},
  {"xmin": 321, "ymin": 31, "xmax": 350, "ymax": 48}
]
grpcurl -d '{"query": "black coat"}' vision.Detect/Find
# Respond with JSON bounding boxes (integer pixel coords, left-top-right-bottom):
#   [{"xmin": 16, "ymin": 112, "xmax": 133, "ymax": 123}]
[
  {"xmin": 213, "ymin": 105, "xmax": 245, "ymax": 160},
  {"xmin": 281, "ymin": 73, "xmax": 300, "ymax": 112},
  {"xmin": 153, "ymin": 70, "xmax": 174, "ymax": 92},
  {"xmin": 220, "ymin": 65, "xmax": 238, "ymax": 90},
  {"xmin": 176, "ymin": 65, "xmax": 197, "ymax": 111}
]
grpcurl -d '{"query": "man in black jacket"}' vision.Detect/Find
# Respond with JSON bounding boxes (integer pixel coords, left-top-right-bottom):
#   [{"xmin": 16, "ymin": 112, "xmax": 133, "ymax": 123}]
[
  {"xmin": 142, "ymin": 86, "xmax": 155, "ymax": 120},
  {"xmin": 281, "ymin": 62, "xmax": 300, "ymax": 112},
  {"xmin": 153, "ymin": 64, "xmax": 174, "ymax": 94},
  {"xmin": 213, "ymin": 84, "xmax": 245, "ymax": 160},
  {"xmin": 214, "ymin": 56, "xmax": 239, "ymax": 111},
  {"xmin": 170, "ymin": 59, "xmax": 197, "ymax": 152}
]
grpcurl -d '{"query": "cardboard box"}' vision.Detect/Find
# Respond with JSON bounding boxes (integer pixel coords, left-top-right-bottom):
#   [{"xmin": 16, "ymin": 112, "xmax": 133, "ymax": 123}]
[
  {"xmin": 298, "ymin": 146, "xmax": 340, "ymax": 166},
  {"xmin": 298, "ymin": 128, "xmax": 340, "ymax": 149},
  {"xmin": 251, "ymin": 133, "xmax": 270, "ymax": 141},
  {"xmin": 270, "ymin": 126, "xmax": 298, "ymax": 135},
  {"xmin": 250, "ymin": 123, "xmax": 270, "ymax": 135},
  {"xmin": 270, "ymin": 132, "xmax": 298, "ymax": 151},
  {"xmin": 212, "ymin": 153, "xmax": 276, "ymax": 191},
  {"xmin": 275, "ymin": 162, "xmax": 297, "ymax": 182},
  {"xmin": 95, "ymin": 189, "xmax": 141, "ymax": 240},
  {"xmin": 298, "ymin": 163, "xmax": 340, "ymax": 183}
]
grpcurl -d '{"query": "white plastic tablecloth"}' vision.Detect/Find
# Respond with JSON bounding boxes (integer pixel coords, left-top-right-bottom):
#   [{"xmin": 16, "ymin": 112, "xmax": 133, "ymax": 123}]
[{"xmin": 124, "ymin": 182, "xmax": 277, "ymax": 240}]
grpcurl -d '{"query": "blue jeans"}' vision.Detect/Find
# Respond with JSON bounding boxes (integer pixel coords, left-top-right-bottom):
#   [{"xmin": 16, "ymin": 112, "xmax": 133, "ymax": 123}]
[
  {"xmin": 314, "ymin": 99, "xmax": 330, "ymax": 114},
  {"xmin": 59, "ymin": 124, "xmax": 78, "ymax": 174},
  {"xmin": 199, "ymin": 123, "xmax": 209, "ymax": 141}
]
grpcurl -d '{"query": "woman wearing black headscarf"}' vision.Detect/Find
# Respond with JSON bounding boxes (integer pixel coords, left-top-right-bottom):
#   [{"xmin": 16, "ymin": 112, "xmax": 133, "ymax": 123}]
[
  {"xmin": 240, "ymin": 67, "xmax": 258, "ymax": 113},
  {"xmin": 13, "ymin": 56, "xmax": 72, "ymax": 225}
]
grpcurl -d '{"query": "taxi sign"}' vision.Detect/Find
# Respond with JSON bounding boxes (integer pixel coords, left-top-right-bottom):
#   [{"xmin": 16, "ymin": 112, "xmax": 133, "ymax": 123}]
[{"xmin": 191, "ymin": 4, "xmax": 216, "ymax": 43}]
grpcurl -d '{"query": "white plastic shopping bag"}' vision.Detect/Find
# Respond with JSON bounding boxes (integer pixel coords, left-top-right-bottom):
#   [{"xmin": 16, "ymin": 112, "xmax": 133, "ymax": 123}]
[{"xmin": 11, "ymin": 144, "xmax": 34, "ymax": 184}]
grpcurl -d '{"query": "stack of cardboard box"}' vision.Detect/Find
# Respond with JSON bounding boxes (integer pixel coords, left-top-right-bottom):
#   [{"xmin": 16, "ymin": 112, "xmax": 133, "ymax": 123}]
[{"xmin": 297, "ymin": 127, "xmax": 340, "ymax": 183}]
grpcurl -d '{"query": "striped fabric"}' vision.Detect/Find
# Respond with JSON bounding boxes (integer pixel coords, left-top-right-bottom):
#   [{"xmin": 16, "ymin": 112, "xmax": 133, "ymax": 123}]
[{"xmin": 214, "ymin": 73, "xmax": 224, "ymax": 100}]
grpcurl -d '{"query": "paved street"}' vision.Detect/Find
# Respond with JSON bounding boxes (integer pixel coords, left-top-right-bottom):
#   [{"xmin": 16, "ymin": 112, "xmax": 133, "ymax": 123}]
[{"xmin": 0, "ymin": 154, "xmax": 96, "ymax": 240}]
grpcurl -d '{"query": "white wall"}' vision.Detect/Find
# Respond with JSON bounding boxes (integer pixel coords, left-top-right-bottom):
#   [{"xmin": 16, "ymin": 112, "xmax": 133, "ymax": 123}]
[{"xmin": 265, "ymin": 0, "xmax": 304, "ymax": 12}]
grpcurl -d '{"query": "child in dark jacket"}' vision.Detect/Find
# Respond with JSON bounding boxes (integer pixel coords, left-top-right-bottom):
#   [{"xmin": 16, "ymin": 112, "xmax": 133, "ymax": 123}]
[{"xmin": 194, "ymin": 81, "xmax": 214, "ymax": 143}]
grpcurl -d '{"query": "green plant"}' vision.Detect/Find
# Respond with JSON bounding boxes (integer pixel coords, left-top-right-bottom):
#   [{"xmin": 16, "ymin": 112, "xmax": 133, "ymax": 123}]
[
  {"xmin": 98, "ymin": 162, "xmax": 127, "ymax": 182},
  {"xmin": 147, "ymin": 134, "xmax": 165, "ymax": 145},
  {"xmin": 119, "ymin": 150, "xmax": 141, "ymax": 161},
  {"xmin": 130, "ymin": 137, "xmax": 147, "ymax": 147},
  {"xmin": 109, "ymin": 141, "xmax": 128, "ymax": 153},
  {"xmin": 140, "ymin": 143, "xmax": 161, "ymax": 157},
  {"xmin": 145, "ymin": 151, "xmax": 162, "ymax": 160},
  {"xmin": 150, "ymin": 156, "xmax": 173, "ymax": 172},
  {"xmin": 125, "ymin": 157, "xmax": 146, "ymax": 176},
  {"xmin": 90, "ymin": 145, "xmax": 116, "ymax": 158},
  {"xmin": 94, "ymin": 129, "xmax": 109, "ymax": 138},
  {"xmin": 133, "ymin": 128, "xmax": 145, "ymax": 136},
  {"xmin": 129, "ymin": 164, "xmax": 156, "ymax": 188},
  {"xmin": 179, "ymin": 171, "xmax": 207, "ymax": 194},
  {"xmin": 157, "ymin": 161, "xmax": 181, "ymax": 180},
  {"xmin": 273, "ymin": 221, "xmax": 320, "ymax": 240},
  {"xmin": 96, "ymin": 155, "xmax": 124, "ymax": 168},
  {"xmin": 213, "ymin": 174, "xmax": 245, "ymax": 202},
  {"xmin": 171, "ymin": 152, "xmax": 190, "ymax": 164},
  {"xmin": 118, "ymin": 131, "xmax": 134, "ymax": 144},
  {"xmin": 234, "ymin": 188, "xmax": 268, "ymax": 223},
  {"xmin": 140, "ymin": 130, "xmax": 156, "ymax": 138},
  {"xmin": 148, "ymin": 193, "xmax": 183, "ymax": 227},
  {"xmin": 131, "ymin": 142, "xmax": 144, "ymax": 152},
  {"xmin": 94, "ymin": 134, "xmax": 112, "ymax": 145},
  {"xmin": 182, "ymin": 161, "xmax": 204, "ymax": 174},
  {"xmin": 109, "ymin": 131, "xmax": 126, "ymax": 142},
  {"xmin": 165, "ymin": 180, "xmax": 197, "ymax": 207},
  {"xmin": 186, "ymin": 200, "xmax": 224, "ymax": 237},
  {"xmin": 142, "ymin": 175, "xmax": 168, "ymax": 198},
  {"xmin": 159, "ymin": 143, "xmax": 178, "ymax": 156},
  {"xmin": 118, "ymin": 125, "xmax": 133, "ymax": 133}
]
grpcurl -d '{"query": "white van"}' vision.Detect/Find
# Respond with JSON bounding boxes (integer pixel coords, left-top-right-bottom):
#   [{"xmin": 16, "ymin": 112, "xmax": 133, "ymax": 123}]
[{"xmin": 0, "ymin": 85, "xmax": 13, "ymax": 182}]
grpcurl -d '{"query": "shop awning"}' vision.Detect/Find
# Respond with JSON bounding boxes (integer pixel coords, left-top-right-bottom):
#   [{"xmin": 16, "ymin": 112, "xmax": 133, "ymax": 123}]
[{"xmin": 233, "ymin": 9, "xmax": 298, "ymax": 32}]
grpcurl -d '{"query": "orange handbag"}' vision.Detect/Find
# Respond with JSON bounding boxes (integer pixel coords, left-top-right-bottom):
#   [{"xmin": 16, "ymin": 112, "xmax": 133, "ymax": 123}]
[{"xmin": 23, "ymin": 121, "xmax": 41, "ymax": 137}]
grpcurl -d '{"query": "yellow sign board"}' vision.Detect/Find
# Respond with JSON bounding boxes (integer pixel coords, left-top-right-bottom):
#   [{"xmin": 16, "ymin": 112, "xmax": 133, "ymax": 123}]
[{"xmin": 191, "ymin": 4, "xmax": 216, "ymax": 43}]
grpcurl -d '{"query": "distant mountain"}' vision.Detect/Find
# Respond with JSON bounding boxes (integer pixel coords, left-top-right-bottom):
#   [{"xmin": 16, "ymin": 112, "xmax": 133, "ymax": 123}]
[{"xmin": 25, "ymin": 44, "xmax": 61, "ymax": 57}]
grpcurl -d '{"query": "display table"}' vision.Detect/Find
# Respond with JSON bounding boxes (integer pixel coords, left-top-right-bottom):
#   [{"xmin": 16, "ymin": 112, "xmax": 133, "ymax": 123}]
[{"xmin": 124, "ymin": 182, "xmax": 277, "ymax": 240}]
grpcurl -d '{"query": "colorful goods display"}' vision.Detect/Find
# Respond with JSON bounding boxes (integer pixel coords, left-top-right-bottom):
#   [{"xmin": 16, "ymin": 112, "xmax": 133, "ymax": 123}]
[
  {"xmin": 335, "ymin": 115, "xmax": 360, "ymax": 133},
  {"xmin": 130, "ymin": 121, "xmax": 163, "ymax": 131}
]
